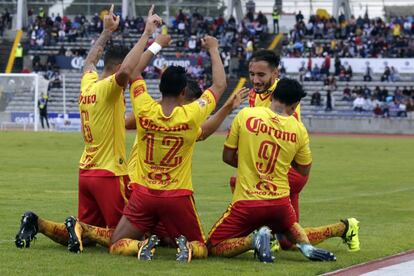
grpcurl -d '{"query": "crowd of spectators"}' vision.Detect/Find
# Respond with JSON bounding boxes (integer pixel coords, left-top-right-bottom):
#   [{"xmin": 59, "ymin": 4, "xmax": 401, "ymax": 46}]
[
  {"xmin": 283, "ymin": 11, "xmax": 414, "ymax": 58},
  {"xmin": 25, "ymin": 7, "xmax": 272, "ymax": 86},
  {"xmin": 344, "ymin": 84, "xmax": 414, "ymax": 117}
]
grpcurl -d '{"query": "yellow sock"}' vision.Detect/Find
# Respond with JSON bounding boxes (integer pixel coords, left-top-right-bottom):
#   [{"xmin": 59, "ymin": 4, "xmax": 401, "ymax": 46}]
[
  {"xmin": 190, "ymin": 241, "xmax": 208, "ymax": 259},
  {"xmin": 109, "ymin": 239, "xmax": 142, "ymax": 256},
  {"xmin": 304, "ymin": 222, "xmax": 346, "ymax": 245},
  {"xmin": 79, "ymin": 222, "xmax": 114, "ymax": 248},
  {"xmin": 209, "ymin": 236, "xmax": 253, "ymax": 257},
  {"xmin": 38, "ymin": 218, "xmax": 68, "ymax": 246}
]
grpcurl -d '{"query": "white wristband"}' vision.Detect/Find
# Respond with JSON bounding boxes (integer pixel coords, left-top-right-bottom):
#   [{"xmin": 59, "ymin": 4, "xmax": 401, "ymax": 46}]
[{"xmin": 148, "ymin": 42, "xmax": 162, "ymax": 55}]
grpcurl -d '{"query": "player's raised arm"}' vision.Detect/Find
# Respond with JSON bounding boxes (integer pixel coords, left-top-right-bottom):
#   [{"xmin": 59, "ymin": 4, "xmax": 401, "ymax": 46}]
[
  {"xmin": 83, "ymin": 4, "xmax": 119, "ymax": 73},
  {"xmin": 115, "ymin": 5, "xmax": 162, "ymax": 87},
  {"xmin": 198, "ymin": 87, "xmax": 249, "ymax": 141},
  {"xmin": 131, "ymin": 34, "xmax": 172, "ymax": 80},
  {"xmin": 202, "ymin": 36, "xmax": 227, "ymax": 100}
]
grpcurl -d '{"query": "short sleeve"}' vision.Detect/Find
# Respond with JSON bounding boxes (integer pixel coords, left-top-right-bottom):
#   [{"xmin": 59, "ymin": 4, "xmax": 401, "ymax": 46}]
[
  {"xmin": 184, "ymin": 89, "xmax": 217, "ymax": 126},
  {"xmin": 294, "ymin": 124, "xmax": 312, "ymax": 165},
  {"xmin": 224, "ymin": 110, "xmax": 242, "ymax": 149},
  {"xmin": 81, "ymin": 71, "xmax": 98, "ymax": 92},
  {"xmin": 129, "ymin": 78, "xmax": 153, "ymax": 114}
]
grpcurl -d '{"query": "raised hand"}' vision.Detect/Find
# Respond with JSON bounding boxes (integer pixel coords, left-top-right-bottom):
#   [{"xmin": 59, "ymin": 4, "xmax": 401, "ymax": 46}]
[
  {"xmin": 144, "ymin": 5, "xmax": 162, "ymax": 35},
  {"xmin": 155, "ymin": 34, "xmax": 172, "ymax": 48},
  {"xmin": 201, "ymin": 35, "xmax": 219, "ymax": 51},
  {"xmin": 224, "ymin": 87, "xmax": 250, "ymax": 110},
  {"xmin": 103, "ymin": 4, "xmax": 120, "ymax": 32}
]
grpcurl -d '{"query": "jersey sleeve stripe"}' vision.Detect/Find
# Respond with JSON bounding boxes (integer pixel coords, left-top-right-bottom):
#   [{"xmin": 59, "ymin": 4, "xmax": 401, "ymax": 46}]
[{"xmin": 223, "ymin": 143, "xmax": 238, "ymax": 149}]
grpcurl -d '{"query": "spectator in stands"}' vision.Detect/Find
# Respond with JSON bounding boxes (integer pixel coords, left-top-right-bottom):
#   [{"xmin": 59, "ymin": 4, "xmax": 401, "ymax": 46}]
[
  {"xmin": 304, "ymin": 69, "xmax": 311, "ymax": 81},
  {"xmin": 363, "ymin": 96, "xmax": 374, "ymax": 112},
  {"xmin": 397, "ymin": 100, "xmax": 407, "ymax": 117},
  {"xmin": 363, "ymin": 63, "xmax": 372, "ymax": 81},
  {"xmin": 381, "ymin": 66, "xmax": 391, "ymax": 82},
  {"xmin": 373, "ymin": 86, "xmax": 381, "ymax": 99},
  {"xmin": 342, "ymin": 83, "xmax": 352, "ymax": 101},
  {"xmin": 353, "ymin": 95, "xmax": 365, "ymax": 112},
  {"xmin": 311, "ymin": 63, "xmax": 320, "ymax": 81},
  {"xmin": 298, "ymin": 62, "xmax": 306, "ymax": 82},
  {"xmin": 334, "ymin": 56, "xmax": 341, "ymax": 76},
  {"xmin": 296, "ymin": 11, "xmax": 304, "ymax": 23},
  {"xmin": 325, "ymin": 89, "xmax": 333, "ymax": 111},
  {"xmin": 311, "ymin": 91, "xmax": 321, "ymax": 106},
  {"xmin": 373, "ymin": 104, "xmax": 383, "ymax": 117},
  {"xmin": 402, "ymin": 86, "xmax": 410, "ymax": 97},
  {"xmin": 0, "ymin": 17, "xmax": 4, "ymax": 37},
  {"xmin": 362, "ymin": 85, "xmax": 371, "ymax": 97},
  {"xmin": 2, "ymin": 8, "xmax": 11, "ymax": 30},
  {"xmin": 345, "ymin": 63, "xmax": 353, "ymax": 82},
  {"xmin": 390, "ymin": 66, "xmax": 400, "ymax": 82},
  {"xmin": 379, "ymin": 86, "xmax": 389, "ymax": 102}
]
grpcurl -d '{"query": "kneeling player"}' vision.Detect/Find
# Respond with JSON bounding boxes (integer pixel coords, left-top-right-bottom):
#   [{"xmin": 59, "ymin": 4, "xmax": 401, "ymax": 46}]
[{"xmin": 208, "ymin": 79, "xmax": 336, "ymax": 262}]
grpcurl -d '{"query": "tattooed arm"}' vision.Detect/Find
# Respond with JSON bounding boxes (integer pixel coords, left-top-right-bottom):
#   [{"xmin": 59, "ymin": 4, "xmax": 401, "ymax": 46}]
[{"xmin": 83, "ymin": 4, "xmax": 119, "ymax": 74}]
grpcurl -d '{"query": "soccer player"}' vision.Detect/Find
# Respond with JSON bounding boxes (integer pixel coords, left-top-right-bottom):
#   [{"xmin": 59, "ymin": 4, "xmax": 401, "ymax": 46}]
[
  {"xmin": 208, "ymin": 78, "xmax": 336, "ymax": 262},
  {"xmin": 14, "ymin": 5, "xmax": 163, "ymax": 253},
  {"xmin": 108, "ymin": 35, "xmax": 227, "ymax": 262},
  {"xmin": 233, "ymin": 49, "xmax": 360, "ymax": 251},
  {"xmin": 15, "ymin": 4, "xmax": 126, "ymax": 250}
]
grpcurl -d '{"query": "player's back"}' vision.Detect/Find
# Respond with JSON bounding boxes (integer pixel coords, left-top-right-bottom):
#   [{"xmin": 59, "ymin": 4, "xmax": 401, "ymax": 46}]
[
  {"xmin": 226, "ymin": 107, "xmax": 311, "ymax": 203},
  {"xmin": 129, "ymin": 79, "xmax": 216, "ymax": 196},
  {"xmin": 78, "ymin": 71, "xmax": 127, "ymax": 176}
]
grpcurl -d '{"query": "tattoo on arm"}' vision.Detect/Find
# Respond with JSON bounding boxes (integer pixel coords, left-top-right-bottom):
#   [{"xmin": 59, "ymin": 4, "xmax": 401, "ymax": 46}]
[{"xmin": 83, "ymin": 30, "xmax": 112, "ymax": 73}]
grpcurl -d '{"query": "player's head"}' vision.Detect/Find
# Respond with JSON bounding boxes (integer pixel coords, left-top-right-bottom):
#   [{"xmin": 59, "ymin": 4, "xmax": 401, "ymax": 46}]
[
  {"xmin": 103, "ymin": 45, "xmax": 129, "ymax": 73},
  {"xmin": 184, "ymin": 78, "xmax": 202, "ymax": 103},
  {"xmin": 272, "ymin": 78, "xmax": 306, "ymax": 115},
  {"xmin": 159, "ymin": 66, "xmax": 187, "ymax": 98},
  {"xmin": 248, "ymin": 50, "xmax": 280, "ymax": 94}
]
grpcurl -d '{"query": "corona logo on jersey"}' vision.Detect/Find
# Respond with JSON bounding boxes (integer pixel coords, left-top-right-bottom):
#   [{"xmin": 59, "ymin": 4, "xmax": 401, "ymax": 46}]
[
  {"xmin": 245, "ymin": 116, "xmax": 297, "ymax": 143},
  {"xmin": 78, "ymin": 94, "xmax": 97, "ymax": 105},
  {"xmin": 138, "ymin": 117, "xmax": 190, "ymax": 132}
]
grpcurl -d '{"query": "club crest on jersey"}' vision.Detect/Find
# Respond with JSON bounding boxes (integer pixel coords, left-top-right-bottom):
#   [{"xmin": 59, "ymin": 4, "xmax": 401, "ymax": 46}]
[
  {"xmin": 133, "ymin": 84, "xmax": 145, "ymax": 98},
  {"xmin": 197, "ymin": 98, "xmax": 207, "ymax": 107}
]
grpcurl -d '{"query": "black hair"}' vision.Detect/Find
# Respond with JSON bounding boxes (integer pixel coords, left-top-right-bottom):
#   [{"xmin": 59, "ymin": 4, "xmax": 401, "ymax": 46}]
[
  {"xmin": 184, "ymin": 78, "xmax": 202, "ymax": 101},
  {"xmin": 103, "ymin": 45, "xmax": 129, "ymax": 70},
  {"xmin": 249, "ymin": 50, "xmax": 280, "ymax": 68},
  {"xmin": 272, "ymin": 78, "xmax": 307, "ymax": 105},
  {"xmin": 159, "ymin": 66, "xmax": 187, "ymax": 97}
]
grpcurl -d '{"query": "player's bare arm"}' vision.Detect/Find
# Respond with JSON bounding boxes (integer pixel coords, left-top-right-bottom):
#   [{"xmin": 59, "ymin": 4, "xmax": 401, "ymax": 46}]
[
  {"xmin": 131, "ymin": 34, "xmax": 172, "ymax": 79},
  {"xmin": 291, "ymin": 160, "xmax": 312, "ymax": 176},
  {"xmin": 199, "ymin": 87, "xmax": 249, "ymax": 141},
  {"xmin": 115, "ymin": 5, "xmax": 162, "ymax": 87},
  {"xmin": 202, "ymin": 36, "xmax": 227, "ymax": 99},
  {"xmin": 223, "ymin": 147, "xmax": 238, "ymax": 168},
  {"xmin": 125, "ymin": 112, "xmax": 135, "ymax": 129},
  {"xmin": 83, "ymin": 4, "xmax": 119, "ymax": 74}
]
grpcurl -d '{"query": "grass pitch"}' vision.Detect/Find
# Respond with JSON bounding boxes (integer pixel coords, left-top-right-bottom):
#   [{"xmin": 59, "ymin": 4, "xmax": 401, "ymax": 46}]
[{"xmin": 1, "ymin": 131, "xmax": 413, "ymax": 275}]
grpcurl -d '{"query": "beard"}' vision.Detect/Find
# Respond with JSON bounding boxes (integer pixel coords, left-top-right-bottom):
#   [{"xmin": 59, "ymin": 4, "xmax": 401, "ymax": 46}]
[{"xmin": 253, "ymin": 78, "xmax": 274, "ymax": 94}]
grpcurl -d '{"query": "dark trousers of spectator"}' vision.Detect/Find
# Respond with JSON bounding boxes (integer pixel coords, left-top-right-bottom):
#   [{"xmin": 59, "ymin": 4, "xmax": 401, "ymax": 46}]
[
  {"xmin": 364, "ymin": 75, "xmax": 372, "ymax": 81},
  {"xmin": 397, "ymin": 111, "xmax": 407, "ymax": 117},
  {"xmin": 14, "ymin": 57, "xmax": 23, "ymax": 72},
  {"xmin": 273, "ymin": 19, "xmax": 279, "ymax": 34},
  {"xmin": 40, "ymin": 113, "xmax": 50, "ymax": 129}
]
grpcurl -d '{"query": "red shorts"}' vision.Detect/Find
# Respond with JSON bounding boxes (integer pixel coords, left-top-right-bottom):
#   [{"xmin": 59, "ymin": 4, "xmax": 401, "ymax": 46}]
[
  {"xmin": 78, "ymin": 174, "xmax": 130, "ymax": 228},
  {"xmin": 123, "ymin": 189, "xmax": 205, "ymax": 243},
  {"xmin": 207, "ymin": 198, "xmax": 296, "ymax": 247}
]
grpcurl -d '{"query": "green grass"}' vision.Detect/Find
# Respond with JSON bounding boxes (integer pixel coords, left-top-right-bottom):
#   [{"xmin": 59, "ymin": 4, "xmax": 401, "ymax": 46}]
[{"xmin": 1, "ymin": 131, "xmax": 414, "ymax": 275}]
